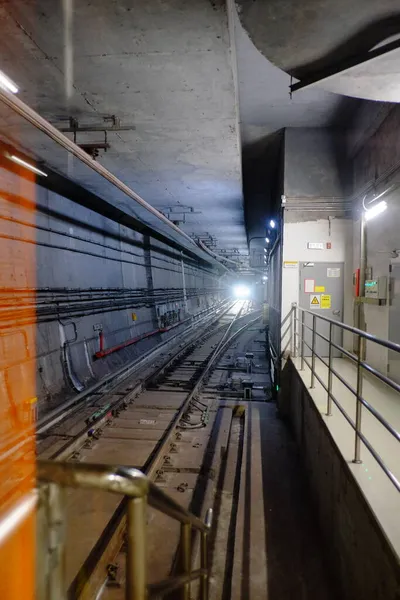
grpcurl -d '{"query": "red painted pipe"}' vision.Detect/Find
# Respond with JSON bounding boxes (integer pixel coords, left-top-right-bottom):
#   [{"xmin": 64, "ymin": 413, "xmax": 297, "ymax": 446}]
[
  {"xmin": 99, "ymin": 331, "xmax": 104, "ymax": 353},
  {"xmin": 94, "ymin": 318, "xmax": 190, "ymax": 359}
]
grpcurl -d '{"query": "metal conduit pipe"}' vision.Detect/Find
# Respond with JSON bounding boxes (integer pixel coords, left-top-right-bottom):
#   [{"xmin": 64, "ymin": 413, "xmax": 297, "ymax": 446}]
[
  {"xmin": 0, "ymin": 230, "xmax": 192, "ymax": 276},
  {"xmin": 0, "ymin": 89, "xmax": 207, "ymax": 256},
  {"xmin": 0, "ymin": 212, "xmax": 215, "ymax": 273},
  {"xmin": 0, "ymin": 190, "xmax": 217, "ymax": 275},
  {"xmin": 0, "ymin": 289, "xmax": 220, "ymax": 305},
  {"xmin": 37, "ymin": 299, "xmax": 230, "ymax": 434},
  {"xmin": 196, "ymin": 239, "xmax": 237, "ymax": 271},
  {"xmin": 94, "ymin": 315, "xmax": 195, "ymax": 359},
  {"xmin": 267, "ymin": 234, "xmax": 281, "ymax": 265},
  {"xmin": 199, "ymin": 240, "xmax": 263, "ymax": 274},
  {"xmin": 0, "ymin": 298, "xmax": 229, "ymax": 329},
  {"xmin": 0, "ymin": 299, "xmax": 221, "ymax": 327},
  {"xmin": 0, "ymin": 299, "xmax": 197, "ymax": 319}
]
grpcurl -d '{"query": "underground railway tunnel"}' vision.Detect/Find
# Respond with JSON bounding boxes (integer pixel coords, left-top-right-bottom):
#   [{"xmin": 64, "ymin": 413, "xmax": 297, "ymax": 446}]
[{"xmin": 0, "ymin": 1, "xmax": 399, "ymax": 599}]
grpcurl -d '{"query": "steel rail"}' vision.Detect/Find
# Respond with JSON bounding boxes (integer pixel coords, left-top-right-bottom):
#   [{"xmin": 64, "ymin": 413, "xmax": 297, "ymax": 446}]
[
  {"xmin": 68, "ymin": 305, "xmax": 258, "ymax": 598},
  {"xmin": 46, "ymin": 313, "xmax": 238, "ymax": 463},
  {"xmin": 37, "ymin": 300, "xmax": 231, "ymax": 436},
  {"xmin": 145, "ymin": 304, "xmax": 248, "ymax": 479}
]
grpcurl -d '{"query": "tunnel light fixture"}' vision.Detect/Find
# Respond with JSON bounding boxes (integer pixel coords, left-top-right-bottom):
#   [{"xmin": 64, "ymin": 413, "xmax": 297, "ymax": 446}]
[
  {"xmin": 0, "ymin": 70, "xmax": 18, "ymax": 94},
  {"xmin": 365, "ymin": 200, "xmax": 387, "ymax": 221},
  {"xmin": 269, "ymin": 219, "xmax": 276, "ymax": 229},
  {"xmin": 9, "ymin": 155, "xmax": 48, "ymax": 177},
  {"xmin": 265, "ymin": 238, "xmax": 270, "ymax": 244}
]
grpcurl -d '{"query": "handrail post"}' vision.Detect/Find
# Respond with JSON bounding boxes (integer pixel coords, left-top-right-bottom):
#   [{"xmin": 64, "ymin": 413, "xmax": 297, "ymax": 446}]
[
  {"xmin": 327, "ymin": 322, "xmax": 333, "ymax": 416},
  {"xmin": 126, "ymin": 496, "xmax": 147, "ymax": 600},
  {"xmin": 200, "ymin": 531, "xmax": 208, "ymax": 600},
  {"xmin": 290, "ymin": 306, "xmax": 294, "ymax": 356},
  {"xmin": 179, "ymin": 523, "xmax": 192, "ymax": 600},
  {"xmin": 200, "ymin": 509, "xmax": 212, "ymax": 600},
  {"xmin": 300, "ymin": 310, "xmax": 305, "ymax": 371},
  {"xmin": 292, "ymin": 305, "xmax": 297, "ymax": 358},
  {"xmin": 353, "ymin": 334, "xmax": 365, "ymax": 464},
  {"xmin": 310, "ymin": 314, "xmax": 316, "ymax": 388}
]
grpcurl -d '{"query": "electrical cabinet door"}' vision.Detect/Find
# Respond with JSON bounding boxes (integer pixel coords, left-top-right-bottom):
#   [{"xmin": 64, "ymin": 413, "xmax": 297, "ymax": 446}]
[{"xmin": 299, "ymin": 262, "xmax": 344, "ymax": 358}]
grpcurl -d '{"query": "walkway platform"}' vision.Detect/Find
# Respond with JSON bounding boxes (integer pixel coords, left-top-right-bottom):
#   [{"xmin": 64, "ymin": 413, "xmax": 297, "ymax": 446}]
[
  {"xmin": 291, "ymin": 356, "xmax": 400, "ymax": 559},
  {"xmin": 210, "ymin": 401, "xmax": 336, "ymax": 600}
]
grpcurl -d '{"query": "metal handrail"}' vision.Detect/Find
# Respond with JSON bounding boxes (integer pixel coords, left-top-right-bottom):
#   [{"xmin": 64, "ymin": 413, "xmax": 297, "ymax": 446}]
[
  {"xmin": 281, "ymin": 306, "xmax": 400, "ymax": 493},
  {"xmin": 37, "ymin": 460, "xmax": 213, "ymax": 600},
  {"xmin": 298, "ymin": 307, "xmax": 400, "ymax": 354},
  {"xmin": 299, "ymin": 318, "xmax": 400, "ymax": 395},
  {"xmin": 300, "ymin": 338, "xmax": 400, "ymax": 441}
]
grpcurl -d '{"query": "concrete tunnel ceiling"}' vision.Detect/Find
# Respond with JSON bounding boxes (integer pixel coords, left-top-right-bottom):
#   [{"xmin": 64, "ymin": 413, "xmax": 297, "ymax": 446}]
[
  {"xmin": 230, "ymin": 3, "xmax": 359, "ymax": 246},
  {"xmin": 0, "ymin": 0, "xmax": 247, "ymax": 264},
  {"xmin": 236, "ymin": 0, "xmax": 400, "ymax": 102}
]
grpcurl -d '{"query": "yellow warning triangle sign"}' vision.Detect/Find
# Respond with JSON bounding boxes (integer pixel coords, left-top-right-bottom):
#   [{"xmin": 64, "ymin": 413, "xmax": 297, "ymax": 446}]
[{"xmin": 311, "ymin": 296, "xmax": 320, "ymax": 305}]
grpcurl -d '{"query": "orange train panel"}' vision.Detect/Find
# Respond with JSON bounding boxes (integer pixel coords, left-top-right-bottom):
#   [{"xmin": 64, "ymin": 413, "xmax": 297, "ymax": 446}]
[{"xmin": 0, "ymin": 162, "xmax": 36, "ymax": 600}]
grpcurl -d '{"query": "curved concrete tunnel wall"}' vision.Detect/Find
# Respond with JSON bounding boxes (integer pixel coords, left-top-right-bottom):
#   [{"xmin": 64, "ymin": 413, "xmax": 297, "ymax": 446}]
[{"xmin": 0, "ymin": 167, "xmax": 225, "ymax": 414}]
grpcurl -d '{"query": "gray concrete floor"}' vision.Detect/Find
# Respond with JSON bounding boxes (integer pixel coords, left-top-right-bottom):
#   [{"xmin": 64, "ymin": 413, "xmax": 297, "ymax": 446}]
[
  {"xmin": 293, "ymin": 356, "xmax": 400, "ymax": 559},
  {"xmin": 211, "ymin": 402, "xmax": 337, "ymax": 600}
]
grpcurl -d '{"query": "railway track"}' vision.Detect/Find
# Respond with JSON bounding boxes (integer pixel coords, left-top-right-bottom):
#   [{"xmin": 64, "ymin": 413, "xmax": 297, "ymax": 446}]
[
  {"xmin": 36, "ymin": 301, "xmax": 239, "ymax": 459},
  {"xmin": 36, "ymin": 302, "xmax": 262, "ymax": 599}
]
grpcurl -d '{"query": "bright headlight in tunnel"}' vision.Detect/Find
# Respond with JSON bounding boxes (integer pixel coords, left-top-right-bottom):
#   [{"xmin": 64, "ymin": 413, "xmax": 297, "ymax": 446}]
[{"xmin": 233, "ymin": 284, "xmax": 251, "ymax": 298}]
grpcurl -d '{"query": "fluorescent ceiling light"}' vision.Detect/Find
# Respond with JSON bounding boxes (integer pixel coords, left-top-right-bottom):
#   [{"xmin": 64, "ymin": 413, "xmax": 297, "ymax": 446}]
[
  {"xmin": 365, "ymin": 200, "xmax": 387, "ymax": 221},
  {"xmin": 10, "ymin": 155, "xmax": 47, "ymax": 177},
  {"xmin": 0, "ymin": 71, "xmax": 18, "ymax": 94}
]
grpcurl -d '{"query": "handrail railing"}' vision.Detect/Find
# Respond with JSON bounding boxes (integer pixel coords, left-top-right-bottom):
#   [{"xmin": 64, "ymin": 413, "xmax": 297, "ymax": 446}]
[
  {"xmin": 37, "ymin": 460, "xmax": 213, "ymax": 600},
  {"xmin": 281, "ymin": 306, "xmax": 400, "ymax": 493}
]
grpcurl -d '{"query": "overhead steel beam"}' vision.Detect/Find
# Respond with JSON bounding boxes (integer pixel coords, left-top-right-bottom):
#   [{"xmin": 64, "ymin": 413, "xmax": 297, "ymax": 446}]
[
  {"xmin": 58, "ymin": 125, "xmax": 136, "ymax": 133},
  {"xmin": 57, "ymin": 116, "xmax": 136, "ymax": 133}
]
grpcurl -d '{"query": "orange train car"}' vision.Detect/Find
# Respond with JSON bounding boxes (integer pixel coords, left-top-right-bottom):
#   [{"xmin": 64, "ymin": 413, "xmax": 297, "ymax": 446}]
[{"xmin": 0, "ymin": 157, "xmax": 36, "ymax": 600}]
